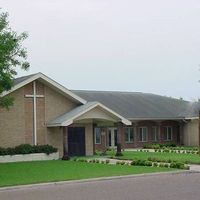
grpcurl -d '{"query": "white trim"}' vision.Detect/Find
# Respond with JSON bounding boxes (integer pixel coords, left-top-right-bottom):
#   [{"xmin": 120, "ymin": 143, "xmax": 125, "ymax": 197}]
[
  {"xmin": 33, "ymin": 81, "xmax": 37, "ymax": 145},
  {"xmin": 185, "ymin": 117, "xmax": 199, "ymax": 120},
  {"xmin": 1, "ymin": 72, "xmax": 86, "ymax": 104},
  {"xmin": 129, "ymin": 117, "xmax": 185, "ymax": 121}
]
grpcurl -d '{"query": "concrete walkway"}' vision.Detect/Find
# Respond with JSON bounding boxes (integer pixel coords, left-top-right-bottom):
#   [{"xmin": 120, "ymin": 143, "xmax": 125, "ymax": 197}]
[{"xmin": 189, "ymin": 164, "xmax": 200, "ymax": 172}]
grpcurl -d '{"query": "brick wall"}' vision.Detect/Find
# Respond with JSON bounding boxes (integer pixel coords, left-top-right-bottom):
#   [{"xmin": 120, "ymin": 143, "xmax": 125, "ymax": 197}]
[
  {"xmin": 0, "ymin": 88, "xmax": 25, "ymax": 147},
  {"xmin": 94, "ymin": 120, "xmax": 180, "ymax": 151}
]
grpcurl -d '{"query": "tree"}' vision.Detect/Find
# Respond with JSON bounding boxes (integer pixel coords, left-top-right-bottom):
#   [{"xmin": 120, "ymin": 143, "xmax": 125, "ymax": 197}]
[{"xmin": 0, "ymin": 11, "xmax": 29, "ymax": 109}]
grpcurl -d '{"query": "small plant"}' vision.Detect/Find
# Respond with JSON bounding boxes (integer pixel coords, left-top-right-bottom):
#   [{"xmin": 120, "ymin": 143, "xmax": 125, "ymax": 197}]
[
  {"xmin": 164, "ymin": 163, "xmax": 169, "ymax": 168},
  {"xmin": 105, "ymin": 160, "xmax": 110, "ymax": 164},
  {"xmin": 120, "ymin": 161, "xmax": 126, "ymax": 165},
  {"xmin": 153, "ymin": 162, "xmax": 158, "ymax": 167}
]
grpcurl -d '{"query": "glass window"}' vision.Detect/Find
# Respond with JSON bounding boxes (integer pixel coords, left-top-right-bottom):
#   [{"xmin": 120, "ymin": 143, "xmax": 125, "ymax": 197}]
[
  {"xmin": 94, "ymin": 128, "xmax": 101, "ymax": 144},
  {"xmin": 139, "ymin": 127, "xmax": 148, "ymax": 142},
  {"xmin": 124, "ymin": 127, "xmax": 134, "ymax": 143},
  {"xmin": 163, "ymin": 126, "xmax": 173, "ymax": 141},
  {"xmin": 151, "ymin": 126, "xmax": 158, "ymax": 141}
]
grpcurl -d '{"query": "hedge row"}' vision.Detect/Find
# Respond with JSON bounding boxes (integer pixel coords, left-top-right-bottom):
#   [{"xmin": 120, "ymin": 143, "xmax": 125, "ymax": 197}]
[
  {"xmin": 143, "ymin": 143, "xmax": 176, "ymax": 149},
  {"xmin": 143, "ymin": 143, "xmax": 198, "ymax": 151},
  {"xmin": 130, "ymin": 159, "xmax": 189, "ymax": 170},
  {"xmin": 73, "ymin": 158, "xmax": 189, "ymax": 170},
  {"xmin": 138, "ymin": 149, "xmax": 199, "ymax": 154},
  {"xmin": 0, "ymin": 144, "xmax": 58, "ymax": 156}
]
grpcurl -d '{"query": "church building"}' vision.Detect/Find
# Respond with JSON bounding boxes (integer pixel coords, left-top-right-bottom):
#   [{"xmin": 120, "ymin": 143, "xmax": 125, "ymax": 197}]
[{"xmin": 0, "ymin": 73, "xmax": 199, "ymax": 158}]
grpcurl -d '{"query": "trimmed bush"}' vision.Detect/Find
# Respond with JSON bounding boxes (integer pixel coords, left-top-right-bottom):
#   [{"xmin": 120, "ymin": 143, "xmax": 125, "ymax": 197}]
[{"xmin": 0, "ymin": 144, "xmax": 57, "ymax": 156}]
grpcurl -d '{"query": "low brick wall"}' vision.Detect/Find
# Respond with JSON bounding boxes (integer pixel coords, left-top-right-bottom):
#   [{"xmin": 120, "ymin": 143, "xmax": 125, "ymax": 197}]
[{"xmin": 0, "ymin": 152, "xmax": 59, "ymax": 163}]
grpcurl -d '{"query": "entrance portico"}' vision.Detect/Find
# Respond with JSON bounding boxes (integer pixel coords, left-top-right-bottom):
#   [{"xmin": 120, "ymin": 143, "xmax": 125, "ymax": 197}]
[{"xmin": 47, "ymin": 102, "xmax": 131, "ymax": 158}]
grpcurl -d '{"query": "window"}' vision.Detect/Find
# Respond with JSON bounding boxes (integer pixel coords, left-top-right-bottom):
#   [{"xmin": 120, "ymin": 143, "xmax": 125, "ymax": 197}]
[
  {"xmin": 94, "ymin": 127, "xmax": 101, "ymax": 144},
  {"xmin": 124, "ymin": 127, "xmax": 134, "ymax": 143},
  {"xmin": 163, "ymin": 126, "xmax": 172, "ymax": 141},
  {"xmin": 151, "ymin": 126, "xmax": 158, "ymax": 141},
  {"xmin": 139, "ymin": 127, "xmax": 148, "ymax": 142}
]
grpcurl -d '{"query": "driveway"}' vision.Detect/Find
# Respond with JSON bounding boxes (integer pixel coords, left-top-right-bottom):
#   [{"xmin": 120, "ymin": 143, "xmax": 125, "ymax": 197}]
[{"xmin": 0, "ymin": 171, "xmax": 200, "ymax": 200}]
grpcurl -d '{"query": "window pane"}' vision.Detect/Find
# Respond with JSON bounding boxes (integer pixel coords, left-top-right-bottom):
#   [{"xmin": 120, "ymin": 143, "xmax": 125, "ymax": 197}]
[
  {"xmin": 139, "ymin": 128, "xmax": 143, "ymax": 141},
  {"xmin": 129, "ymin": 128, "xmax": 134, "ymax": 142},
  {"xmin": 168, "ymin": 127, "xmax": 172, "ymax": 140},
  {"xmin": 125, "ymin": 128, "xmax": 129, "ymax": 142},
  {"xmin": 163, "ymin": 127, "xmax": 167, "ymax": 140},
  {"xmin": 95, "ymin": 128, "xmax": 101, "ymax": 144},
  {"xmin": 125, "ymin": 128, "xmax": 134, "ymax": 143},
  {"xmin": 151, "ymin": 127, "xmax": 158, "ymax": 141}
]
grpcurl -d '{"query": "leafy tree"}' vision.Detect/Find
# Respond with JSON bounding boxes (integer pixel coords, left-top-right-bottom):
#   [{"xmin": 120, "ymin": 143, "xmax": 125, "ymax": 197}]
[{"xmin": 0, "ymin": 11, "xmax": 29, "ymax": 109}]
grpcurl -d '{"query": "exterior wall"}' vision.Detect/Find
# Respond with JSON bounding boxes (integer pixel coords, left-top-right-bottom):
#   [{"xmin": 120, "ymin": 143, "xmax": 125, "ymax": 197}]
[
  {"xmin": 45, "ymin": 85, "xmax": 78, "ymax": 156},
  {"xmin": 47, "ymin": 127, "xmax": 63, "ymax": 157},
  {"xmin": 183, "ymin": 119, "xmax": 199, "ymax": 146},
  {"xmin": 0, "ymin": 88, "xmax": 25, "ymax": 147},
  {"xmin": 94, "ymin": 120, "xmax": 180, "ymax": 151}
]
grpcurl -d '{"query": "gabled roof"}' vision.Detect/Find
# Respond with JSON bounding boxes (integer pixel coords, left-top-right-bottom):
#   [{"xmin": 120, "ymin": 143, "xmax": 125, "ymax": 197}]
[
  {"xmin": 72, "ymin": 90, "xmax": 199, "ymax": 120},
  {"xmin": 2, "ymin": 73, "xmax": 86, "ymax": 104},
  {"xmin": 47, "ymin": 101, "xmax": 132, "ymax": 127}
]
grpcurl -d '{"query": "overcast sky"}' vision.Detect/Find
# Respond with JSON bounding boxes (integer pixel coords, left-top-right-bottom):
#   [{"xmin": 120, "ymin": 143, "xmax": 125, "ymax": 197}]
[{"xmin": 1, "ymin": 0, "xmax": 200, "ymax": 101}]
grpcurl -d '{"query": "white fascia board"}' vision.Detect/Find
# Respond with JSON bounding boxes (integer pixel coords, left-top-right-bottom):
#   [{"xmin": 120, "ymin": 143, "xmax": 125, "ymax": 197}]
[
  {"xmin": 128, "ymin": 117, "xmax": 185, "ymax": 121},
  {"xmin": 1, "ymin": 72, "xmax": 86, "ymax": 104},
  {"xmin": 185, "ymin": 117, "xmax": 199, "ymax": 120}
]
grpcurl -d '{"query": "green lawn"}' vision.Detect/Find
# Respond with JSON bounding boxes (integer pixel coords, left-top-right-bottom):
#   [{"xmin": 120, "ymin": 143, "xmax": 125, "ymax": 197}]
[
  {"xmin": 112, "ymin": 151, "xmax": 200, "ymax": 164},
  {"xmin": 0, "ymin": 160, "xmax": 174, "ymax": 187}
]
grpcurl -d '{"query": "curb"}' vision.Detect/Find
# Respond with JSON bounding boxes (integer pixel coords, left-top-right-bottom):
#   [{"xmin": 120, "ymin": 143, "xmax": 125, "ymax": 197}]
[{"xmin": 0, "ymin": 170, "xmax": 194, "ymax": 192}]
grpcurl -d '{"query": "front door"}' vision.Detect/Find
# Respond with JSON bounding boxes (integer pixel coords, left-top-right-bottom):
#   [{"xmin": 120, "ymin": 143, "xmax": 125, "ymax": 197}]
[
  {"xmin": 68, "ymin": 127, "xmax": 85, "ymax": 156},
  {"xmin": 107, "ymin": 128, "xmax": 118, "ymax": 147}
]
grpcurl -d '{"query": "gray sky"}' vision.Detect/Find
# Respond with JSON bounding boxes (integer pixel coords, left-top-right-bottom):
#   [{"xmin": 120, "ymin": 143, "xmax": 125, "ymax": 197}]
[{"xmin": 1, "ymin": 0, "xmax": 200, "ymax": 101}]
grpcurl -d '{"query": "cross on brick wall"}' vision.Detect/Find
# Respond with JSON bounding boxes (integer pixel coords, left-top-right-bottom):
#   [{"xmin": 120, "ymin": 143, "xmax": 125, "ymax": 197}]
[{"xmin": 25, "ymin": 81, "xmax": 44, "ymax": 145}]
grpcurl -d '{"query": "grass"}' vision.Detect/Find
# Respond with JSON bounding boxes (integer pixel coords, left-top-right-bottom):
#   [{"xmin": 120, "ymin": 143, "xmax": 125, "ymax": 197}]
[
  {"xmin": 110, "ymin": 151, "xmax": 200, "ymax": 164},
  {"xmin": 0, "ymin": 160, "xmax": 174, "ymax": 187}
]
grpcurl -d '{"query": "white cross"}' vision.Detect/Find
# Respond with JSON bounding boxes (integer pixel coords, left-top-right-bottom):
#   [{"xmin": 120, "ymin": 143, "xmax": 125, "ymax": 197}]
[{"xmin": 25, "ymin": 81, "xmax": 44, "ymax": 145}]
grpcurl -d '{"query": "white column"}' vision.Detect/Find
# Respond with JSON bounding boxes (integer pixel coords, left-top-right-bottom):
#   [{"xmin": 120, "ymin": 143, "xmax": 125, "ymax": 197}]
[{"xmin": 33, "ymin": 81, "xmax": 37, "ymax": 145}]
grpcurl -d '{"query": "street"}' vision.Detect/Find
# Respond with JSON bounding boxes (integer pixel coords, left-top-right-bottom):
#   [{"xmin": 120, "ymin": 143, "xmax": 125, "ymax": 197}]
[{"xmin": 0, "ymin": 171, "xmax": 200, "ymax": 200}]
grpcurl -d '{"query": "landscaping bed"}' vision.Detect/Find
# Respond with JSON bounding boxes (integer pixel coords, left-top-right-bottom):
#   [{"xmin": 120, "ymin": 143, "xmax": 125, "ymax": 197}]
[
  {"xmin": 0, "ymin": 160, "xmax": 174, "ymax": 187},
  {"xmin": 0, "ymin": 144, "xmax": 58, "ymax": 163},
  {"xmin": 108, "ymin": 150, "xmax": 200, "ymax": 165}
]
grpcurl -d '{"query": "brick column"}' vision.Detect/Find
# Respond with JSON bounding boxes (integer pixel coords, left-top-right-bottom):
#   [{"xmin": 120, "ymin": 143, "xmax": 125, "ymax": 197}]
[
  {"xmin": 157, "ymin": 121, "xmax": 162, "ymax": 143},
  {"xmin": 133, "ymin": 122, "xmax": 138, "ymax": 148},
  {"xmin": 62, "ymin": 127, "xmax": 70, "ymax": 160},
  {"xmin": 179, "ymin": 121, "xmax": 184, "ymax": 145},
  {"xmin": 116, "ymin": 122, "xmax": 123, "ymax": 156}
]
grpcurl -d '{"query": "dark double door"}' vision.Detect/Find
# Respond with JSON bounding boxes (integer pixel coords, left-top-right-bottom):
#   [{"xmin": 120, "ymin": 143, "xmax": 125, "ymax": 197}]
[{"xmin": 68, "ymin": 127, "xmax": 85, "ymax": 156}]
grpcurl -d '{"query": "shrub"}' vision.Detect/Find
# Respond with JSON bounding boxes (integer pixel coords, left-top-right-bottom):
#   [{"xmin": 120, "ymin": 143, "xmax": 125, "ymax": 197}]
[
  {"xmin": 145, "ymin": 161, "xmax": 152, "ymax": 166},
  {"xmin": 106, "ymin": 160, "xmax": 110, "ymax": 164},
  {"xmin": 0, "ymin": 144, "xmax": 58, "ymax": 156},
  {"xmin": 170, "ymin": 162, "xmax": 185, "ymax": 169},
  {"xmin": 164, "ymin": 163, "xmax": 169, "ymax": 168},
  {"xmin": 130, "ymin": 160, "xmax": 137, "ymax": 166},
  {"xmin": 120, "ymin": 161, "xmax": 126, "ymax": 165},
  {"xmin": 153, "ymin": 162, "xmax": 158, "ymax": 167},
  {"xmin": 159, "ymin": 163, "xmax": 165, "ymax": 168}
]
